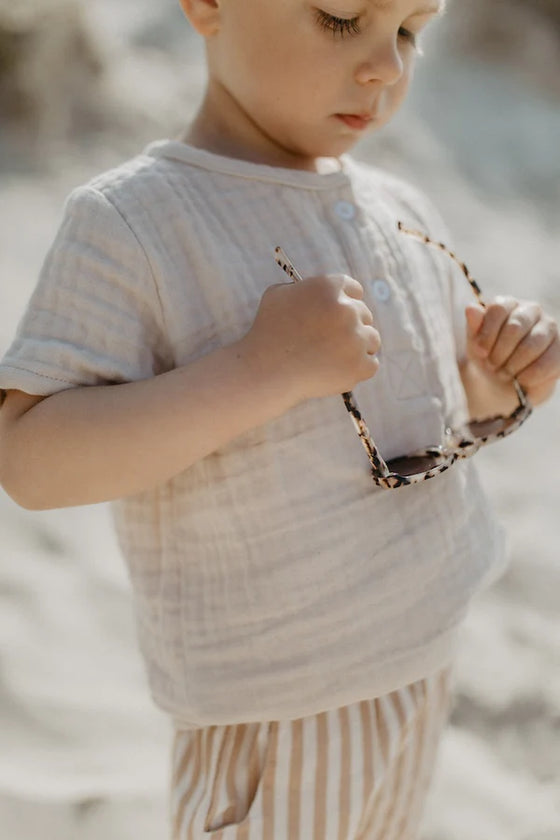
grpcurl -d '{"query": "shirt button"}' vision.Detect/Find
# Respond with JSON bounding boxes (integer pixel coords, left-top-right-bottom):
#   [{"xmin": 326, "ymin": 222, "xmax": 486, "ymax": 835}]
[
  {"xmin": 334, "ymin": 200, "xmax": 356, "ymax": 221},
  {"xmin": 372, "ymin": 279, "xmax": 391, "ymax": 302}
]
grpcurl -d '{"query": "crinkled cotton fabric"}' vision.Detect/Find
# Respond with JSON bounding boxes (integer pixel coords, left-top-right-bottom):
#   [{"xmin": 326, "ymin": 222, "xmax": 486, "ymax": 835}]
[{"xmin": 0, "ymin": 141, "xmax": 507, "ymax": 728}]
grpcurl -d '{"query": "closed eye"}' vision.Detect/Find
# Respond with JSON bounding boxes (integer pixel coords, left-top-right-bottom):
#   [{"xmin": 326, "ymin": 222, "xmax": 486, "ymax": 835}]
[
  {"xmin": 315, "ymin": 9, "xmax": 362, "ymax": 38},
  {"xmin": 316, "ymin": 9, "xmax": 420, "ymax": 49}
]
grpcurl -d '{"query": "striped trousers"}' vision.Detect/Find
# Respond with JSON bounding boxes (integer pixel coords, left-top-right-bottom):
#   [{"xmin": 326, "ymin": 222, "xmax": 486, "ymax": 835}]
[{"xmin": 169, "ymin": 665, "xmax": 452, "ymax": 840}]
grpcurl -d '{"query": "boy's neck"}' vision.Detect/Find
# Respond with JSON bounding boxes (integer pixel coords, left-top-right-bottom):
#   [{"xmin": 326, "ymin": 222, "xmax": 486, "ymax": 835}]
[{"xmin": 181, "ymin": 83, "xmax": 341, "ymax": 174}]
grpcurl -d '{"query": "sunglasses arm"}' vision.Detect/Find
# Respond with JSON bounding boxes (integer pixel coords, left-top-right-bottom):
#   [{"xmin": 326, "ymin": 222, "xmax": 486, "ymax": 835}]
[
  {"xmin": 342, "ymin": 391, "xmax": 391, "ymax": 478},
  {"xmin": 274, "ymin": 246, "xmax": 392, "ymax": 479}
]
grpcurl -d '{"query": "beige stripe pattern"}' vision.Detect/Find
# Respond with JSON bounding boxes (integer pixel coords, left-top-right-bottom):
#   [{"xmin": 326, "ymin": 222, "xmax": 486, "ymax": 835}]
[{"xmin": 169, "ymin": 666, "xmax": 452, "ymax": 840}]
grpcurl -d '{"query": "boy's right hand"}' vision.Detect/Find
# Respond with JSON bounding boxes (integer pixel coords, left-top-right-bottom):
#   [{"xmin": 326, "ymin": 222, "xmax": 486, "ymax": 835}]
[{"xmin": 239, "ymin": 274, "xmax": 381, "ymax": 405}]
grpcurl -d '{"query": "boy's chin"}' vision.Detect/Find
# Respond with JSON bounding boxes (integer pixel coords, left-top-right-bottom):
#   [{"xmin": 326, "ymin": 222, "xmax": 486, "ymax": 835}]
[
  {"xmin": 288, "ymin": 133, "xmax": 366, "ymax": 163},
  {"xmin": 265, "ymin": 124, "xmax": 378, "ymax": 169},
  {"xmin": 313, "ymin": 121, "xmax": 386, "ymax": 158},
  {"xmin": 310, "ymin": 136, "xmax": 370, "ymax": 160}
]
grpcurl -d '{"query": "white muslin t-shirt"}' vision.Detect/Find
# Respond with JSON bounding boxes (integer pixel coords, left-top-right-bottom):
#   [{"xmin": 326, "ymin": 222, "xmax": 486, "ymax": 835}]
[{"xmin": 0, "ymin": 141, "xmax": 507, "ymax": 728}]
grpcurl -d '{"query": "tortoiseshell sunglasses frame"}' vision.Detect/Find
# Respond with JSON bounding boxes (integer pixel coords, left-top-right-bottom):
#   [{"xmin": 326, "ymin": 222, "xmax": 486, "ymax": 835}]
[{"xmin": 273, "ymin": 223, "xmax": 532, "ymax": 489}]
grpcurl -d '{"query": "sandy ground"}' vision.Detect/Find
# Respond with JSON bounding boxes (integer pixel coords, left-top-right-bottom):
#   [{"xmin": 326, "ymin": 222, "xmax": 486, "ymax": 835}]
[{"xmin": 0, "ymin": 3, "xmax": 559, "ymax": 838}]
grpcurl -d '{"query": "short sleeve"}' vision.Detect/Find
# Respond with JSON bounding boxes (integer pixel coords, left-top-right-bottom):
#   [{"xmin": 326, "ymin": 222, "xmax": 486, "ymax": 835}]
[{"xmin": 0, "ymin": 185, "xmax": 173, "ymax": 404}]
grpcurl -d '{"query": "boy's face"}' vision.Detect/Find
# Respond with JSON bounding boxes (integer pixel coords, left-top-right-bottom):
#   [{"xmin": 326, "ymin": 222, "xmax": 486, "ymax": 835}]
[{"xmin": 182, "ymin": 0, "xmax": 444, "ymax": 169}]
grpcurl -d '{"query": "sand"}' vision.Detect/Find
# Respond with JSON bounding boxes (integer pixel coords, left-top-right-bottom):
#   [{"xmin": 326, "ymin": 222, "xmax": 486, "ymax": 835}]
[{"xmin": 0, "ymin": 2, "xmax": 559, "ymax": 837}]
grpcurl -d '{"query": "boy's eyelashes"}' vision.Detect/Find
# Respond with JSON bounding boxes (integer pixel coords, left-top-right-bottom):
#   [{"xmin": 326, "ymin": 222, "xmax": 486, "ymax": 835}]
[
  {"xmin": 314, "ymin": 9, "xmax": 419, "ymax": 46},
  {"xmin": 398, "ymin": 26, "xmax": 417, "ymax": 47},
  {"xmin": 315, "ymin": 8, "xmax": 361, "ymax": 37}
]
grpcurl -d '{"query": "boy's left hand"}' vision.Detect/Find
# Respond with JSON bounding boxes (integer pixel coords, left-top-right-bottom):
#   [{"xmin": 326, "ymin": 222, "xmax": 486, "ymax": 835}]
[{"xmin": 465, "ymin": 296, "xmax": 560, "ymax": 405}]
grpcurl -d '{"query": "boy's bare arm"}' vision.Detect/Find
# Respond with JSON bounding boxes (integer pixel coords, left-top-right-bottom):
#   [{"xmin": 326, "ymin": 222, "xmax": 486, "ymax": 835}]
[
  {"xmin": 0, "ymin": 340, "xmax": 298, "ymax": 510},
  {"xmin": 0, "ymin": 274, "xmax": 380, "ymax": 510}
]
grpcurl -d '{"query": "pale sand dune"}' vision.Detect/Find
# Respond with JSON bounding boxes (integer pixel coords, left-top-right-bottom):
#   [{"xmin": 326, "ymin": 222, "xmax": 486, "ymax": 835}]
[{"xmin": 0, "ymin": 3, "xmax": 559, "ymax": 838}]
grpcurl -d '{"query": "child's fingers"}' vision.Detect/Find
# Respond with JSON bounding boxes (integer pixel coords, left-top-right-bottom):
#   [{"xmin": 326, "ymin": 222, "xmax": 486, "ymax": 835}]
[
  {"xmin": 356, "ymin": 300, "xmax": 375, "ymax": 326},
  {"xmin": 516, "ymin": 377, "xmax": 557, "ymax": 406},
  {"xmin": 507, "ymin": 321, "xmax": 560, "ymax": 384},
  {"xmin": 470, "ymin": 296, "xmax": 518, "ymax": 358},
  {"xmin": 486, "ymin": 302, "xmax": 543, "ymax": 370},
  {"xmin": 341, "ymin": 275, "xmax": 365, "ymax": 300},
  {"xmin": 465, "ymin": 304, "xmax": 485, "ymax": 337}
]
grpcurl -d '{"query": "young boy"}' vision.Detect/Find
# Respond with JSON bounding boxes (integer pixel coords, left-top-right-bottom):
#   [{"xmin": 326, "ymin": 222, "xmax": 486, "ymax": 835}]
[{"xmin": 0, "ymin": 0, "xmax": 559, "ymax": 837}]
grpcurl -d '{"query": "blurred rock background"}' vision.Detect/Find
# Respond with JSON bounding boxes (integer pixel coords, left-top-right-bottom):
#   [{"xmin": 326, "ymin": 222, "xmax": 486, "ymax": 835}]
[{"xmin": 0, "ymin": 1, "xmax": 559, "ymax": 838}]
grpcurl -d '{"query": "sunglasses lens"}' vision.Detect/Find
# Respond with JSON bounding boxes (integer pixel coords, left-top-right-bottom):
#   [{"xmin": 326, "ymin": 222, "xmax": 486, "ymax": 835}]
[
  {"xmin": 386, "ymin": 453, "xmax": 447, "ymax": 477},
  {"xmin": 467, "ymin": 414, "xmax": 515, "ymax": 439}
]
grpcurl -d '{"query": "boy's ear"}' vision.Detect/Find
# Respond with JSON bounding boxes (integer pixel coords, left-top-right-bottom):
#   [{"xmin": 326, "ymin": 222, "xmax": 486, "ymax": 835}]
[{"xmin": 178, "ymin": 0, "xmax": 221, "ymax": 37}]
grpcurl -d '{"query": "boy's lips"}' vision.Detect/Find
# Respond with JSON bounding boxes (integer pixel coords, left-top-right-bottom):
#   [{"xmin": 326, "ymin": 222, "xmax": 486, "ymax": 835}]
[{"xmin": 335, "ymin": 112, "xmax": 376, "ymax": 131}]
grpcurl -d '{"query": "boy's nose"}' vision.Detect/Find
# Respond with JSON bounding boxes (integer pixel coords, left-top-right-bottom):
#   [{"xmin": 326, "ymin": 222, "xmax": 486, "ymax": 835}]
[{"xmin": 354, "ymin": 42, "xmax": 405, "ymax": 87}]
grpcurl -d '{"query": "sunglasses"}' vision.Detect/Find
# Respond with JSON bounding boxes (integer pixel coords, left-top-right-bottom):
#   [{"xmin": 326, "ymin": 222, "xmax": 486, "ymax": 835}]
[{"xmin": 273, "ymin": 223, "xmax": 532, "ymax": 489}]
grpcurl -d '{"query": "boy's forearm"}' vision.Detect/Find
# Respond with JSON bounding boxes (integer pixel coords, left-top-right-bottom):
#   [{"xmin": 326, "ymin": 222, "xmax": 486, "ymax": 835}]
[{"xmin": 0, "ymin": 340, "xmax": 296, "ymax": 510}]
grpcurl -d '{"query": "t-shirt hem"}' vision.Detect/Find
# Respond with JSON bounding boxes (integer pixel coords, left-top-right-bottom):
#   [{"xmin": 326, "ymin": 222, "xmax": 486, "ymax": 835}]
[{"xmin": 168, "ymin": 624, "xmax": 461, "ymax": 731}]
